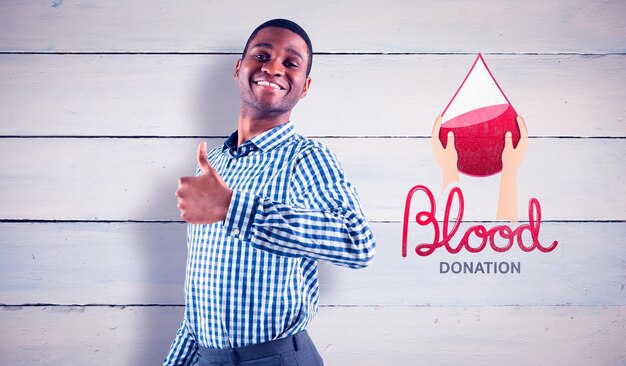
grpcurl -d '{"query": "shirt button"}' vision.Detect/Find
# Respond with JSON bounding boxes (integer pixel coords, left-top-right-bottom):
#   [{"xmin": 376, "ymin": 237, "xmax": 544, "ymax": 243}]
[{"xmin": 233, "ymin": 227, "xmax": 240, "ymax": 235}]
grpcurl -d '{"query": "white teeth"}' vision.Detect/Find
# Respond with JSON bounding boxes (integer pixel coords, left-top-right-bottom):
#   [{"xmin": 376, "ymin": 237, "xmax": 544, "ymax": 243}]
[{"xmin": 256, "ymin": 80, "xmax": 282, "ymax": 90}]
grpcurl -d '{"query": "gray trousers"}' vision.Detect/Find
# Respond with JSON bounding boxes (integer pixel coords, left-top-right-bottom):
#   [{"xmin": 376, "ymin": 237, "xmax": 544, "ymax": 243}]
[{"xmin": 196, "ymin": 331, "xmax": 324, "ymax": 366}]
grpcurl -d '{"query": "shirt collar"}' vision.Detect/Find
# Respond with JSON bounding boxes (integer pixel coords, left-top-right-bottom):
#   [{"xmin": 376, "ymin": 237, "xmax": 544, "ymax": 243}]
[{"xmin": 222, "ymin": 122, "xmax": 295, "ymax": 155}]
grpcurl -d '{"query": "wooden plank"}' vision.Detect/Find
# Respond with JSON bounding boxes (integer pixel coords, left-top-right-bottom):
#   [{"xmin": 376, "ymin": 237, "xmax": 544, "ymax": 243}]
[
  {"xmin": 0, "ymin": 137, "xmax": 203, "ymax": 222},
  {"xmin": 1, "ymin": 54, "xmax": 625, "ymax": 137},
  {"xmin": 0, "ymin": 222, "xmax": 187, "ymax": 305},
  {"xmin": 309, "ymin": 306, "xmax": 626, "ymax": 366},
  {"xmin": 0, "ymin": 138, "xmax": 624, "ymax": 221},
  {"xmin": 0, "ymin": 305, "xmax": 624, "ymax": 365},
  {"xmin": 1, "ymin": 0, "xmax": 625, "ymax": 53},
  {"xmin": 0, "ymin": 305, "xmax": 184, "ymax": 366},
  {"xmin": 0, "ymin": 54, "xmax": 241, "ymax": 137},
  {"xmin": 1, "ymin": 222, "xmax": 624, "ymax": 306}
]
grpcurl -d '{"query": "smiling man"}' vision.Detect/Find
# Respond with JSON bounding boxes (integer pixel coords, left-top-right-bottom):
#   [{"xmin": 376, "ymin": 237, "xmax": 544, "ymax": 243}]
[{"xmin": 164, "ymin": 19, "xmax": 376, "ymax": 366}]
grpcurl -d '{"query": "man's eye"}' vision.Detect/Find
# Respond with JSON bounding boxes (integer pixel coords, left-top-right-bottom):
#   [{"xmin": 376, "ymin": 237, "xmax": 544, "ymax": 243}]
[
  {"xmin": 254, "ymin": 54, "xmax": 269, "ymax": 61},
  {"xmin": 284, "ymin": 61, "xmax": 299, "ymax": 68}
]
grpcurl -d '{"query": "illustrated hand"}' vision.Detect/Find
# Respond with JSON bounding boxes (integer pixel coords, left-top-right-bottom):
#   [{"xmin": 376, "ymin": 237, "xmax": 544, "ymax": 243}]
[
  {"xmin": 501, "ymin": 116, "xmax": 528, "ymax": 173},
  {"xmin": 497, "ymin": 115, "xmax": 528, "ymax": 222},
  {"xmin": 431, "ymin": 115, "xmax": 460, "ymax": 192},
  {"xmin": 176, "ymin": 142, "xmax": 233, "ymax": 224}
]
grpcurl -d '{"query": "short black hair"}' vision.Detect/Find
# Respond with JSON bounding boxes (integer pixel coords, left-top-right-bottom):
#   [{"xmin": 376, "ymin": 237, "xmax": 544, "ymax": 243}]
[{"xmin": 242, "ymin": 19, "xmax": 313, "ymax": 76}]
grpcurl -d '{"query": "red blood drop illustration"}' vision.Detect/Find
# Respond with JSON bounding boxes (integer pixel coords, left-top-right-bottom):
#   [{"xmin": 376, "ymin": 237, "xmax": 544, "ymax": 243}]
[{"xmin": 440, "ymin": 54, "xmax": 520, "ymax": 177}]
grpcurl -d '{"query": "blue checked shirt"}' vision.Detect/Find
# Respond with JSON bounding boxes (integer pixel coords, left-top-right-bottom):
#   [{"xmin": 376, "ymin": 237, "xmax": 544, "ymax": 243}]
[{"xmin": 164, "ymin": 122, "xmax": 376, "ymax": 365}]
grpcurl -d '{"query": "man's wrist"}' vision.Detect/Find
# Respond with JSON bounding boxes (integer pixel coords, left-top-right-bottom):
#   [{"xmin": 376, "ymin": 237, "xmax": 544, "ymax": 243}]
[
  {"xmin": 223, "ymin": 190, "xmax": 260, "ymax": 241},
  {"xmin": 216, "ymin": 189, "xmax": 234, "ymax": 221}
]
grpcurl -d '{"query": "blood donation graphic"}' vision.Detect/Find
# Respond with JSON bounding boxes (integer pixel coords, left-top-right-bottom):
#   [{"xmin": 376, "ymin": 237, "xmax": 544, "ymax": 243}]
[{"xmin": 402, "ymin": 54, "xmax": 558, "ymax": 267}]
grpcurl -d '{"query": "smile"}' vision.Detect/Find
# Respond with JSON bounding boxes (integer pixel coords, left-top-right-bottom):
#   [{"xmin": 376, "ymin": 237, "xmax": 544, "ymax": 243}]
[{"xmin": 254, "ymin": 80, "xmax": 285, "ymax": 90}]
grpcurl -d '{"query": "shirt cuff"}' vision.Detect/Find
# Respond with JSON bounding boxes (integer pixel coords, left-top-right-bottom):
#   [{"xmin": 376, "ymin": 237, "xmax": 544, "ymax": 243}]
[{"xmin": 223, "ymin": 190, "xmax": 260, "ymax": 241}]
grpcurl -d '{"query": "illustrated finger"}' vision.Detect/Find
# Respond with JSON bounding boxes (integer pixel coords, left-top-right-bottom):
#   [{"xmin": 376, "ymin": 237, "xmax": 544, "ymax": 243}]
[
  {"xmin": 431, "ymin": 115, "xmax": 443, "ymax": 136},
  {"xmin": 517, "ymin": 115, "xmax": 528, "ymax": 138},
  {"xmin": 446, "ymin": 131, "xmax": 455, "ymax": 150},
  {"xmin": 503, "ymin": 131, "xmax": 514, "ymax": 150}
]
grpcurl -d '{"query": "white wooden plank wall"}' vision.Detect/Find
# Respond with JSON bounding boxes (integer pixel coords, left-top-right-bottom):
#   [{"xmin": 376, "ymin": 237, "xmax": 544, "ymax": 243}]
[{"xmin": 1, "ymin": 1, "xmax": 624, "ymax": 365}]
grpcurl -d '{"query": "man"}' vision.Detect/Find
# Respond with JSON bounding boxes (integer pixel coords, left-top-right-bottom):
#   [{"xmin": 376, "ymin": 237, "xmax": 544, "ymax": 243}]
[{"xmin": 164, "ymin": 19, "xmax": 376, "ymax": 366}]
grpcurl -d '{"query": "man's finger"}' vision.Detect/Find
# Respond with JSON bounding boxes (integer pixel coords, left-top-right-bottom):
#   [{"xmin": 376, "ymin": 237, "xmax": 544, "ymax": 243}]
[
  {"xmin": 197, "ymin": 141, "xmax": 211, "ymax": 175},
  {"xmin": 177, "ymin": 177, "xmax": 188, "ymax": 187},
  {"xmin": 176, "ymin": 177, "xmax": 190, "ymax": 197}
]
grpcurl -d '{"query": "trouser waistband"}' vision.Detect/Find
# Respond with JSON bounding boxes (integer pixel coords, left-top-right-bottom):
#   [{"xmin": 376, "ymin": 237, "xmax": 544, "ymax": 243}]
[{"xmin": 197, "ymin": 330, "xmax": 311, "ymax": 364}]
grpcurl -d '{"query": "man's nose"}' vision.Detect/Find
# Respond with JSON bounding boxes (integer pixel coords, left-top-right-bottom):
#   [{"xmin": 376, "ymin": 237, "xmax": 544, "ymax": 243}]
[{"xmin": 262, "ymin": 59, "xmax": 284, "ymax": 76}]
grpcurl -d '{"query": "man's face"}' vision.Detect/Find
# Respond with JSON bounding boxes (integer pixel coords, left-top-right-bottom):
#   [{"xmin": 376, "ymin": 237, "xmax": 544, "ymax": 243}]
[{"xmin": 234, "ymin": 27, "xmax": 311, "ymax": 119}]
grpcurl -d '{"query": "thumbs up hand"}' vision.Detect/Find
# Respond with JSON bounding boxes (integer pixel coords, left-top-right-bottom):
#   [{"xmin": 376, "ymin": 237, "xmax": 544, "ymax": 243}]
[{"xmin": 176, "ymin": 142, "xmax": 233, "ymax": 224}]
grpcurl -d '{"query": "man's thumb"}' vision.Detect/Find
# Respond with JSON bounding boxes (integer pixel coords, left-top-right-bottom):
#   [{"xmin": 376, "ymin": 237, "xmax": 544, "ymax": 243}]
[{"xmin": 197, "ymin": 141, "xmax": 211, "ymax": 175}]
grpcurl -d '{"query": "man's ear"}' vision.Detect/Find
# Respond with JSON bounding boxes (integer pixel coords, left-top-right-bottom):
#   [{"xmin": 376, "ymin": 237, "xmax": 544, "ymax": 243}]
[
  {"xmin": 299, "ymin": 77, "xmax": 312, "ymax": 99},
  {"xmin": 234, "ymin": 59, "xmax": 242, "ymax": 80}
]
